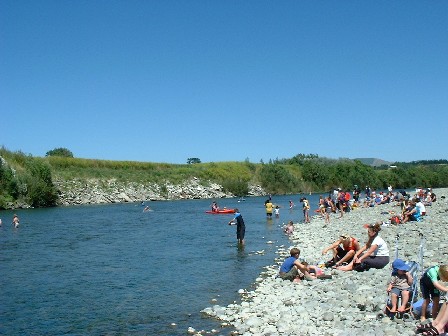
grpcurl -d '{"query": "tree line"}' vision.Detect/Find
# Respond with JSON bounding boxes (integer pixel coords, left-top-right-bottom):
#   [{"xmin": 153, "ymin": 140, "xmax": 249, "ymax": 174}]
[{"xmin": 1, "ymin": 147, "xmax": 447, "ymax": 209}]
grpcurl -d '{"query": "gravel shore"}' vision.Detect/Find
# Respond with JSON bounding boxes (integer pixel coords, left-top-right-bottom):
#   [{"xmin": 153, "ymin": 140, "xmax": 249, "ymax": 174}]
[{"xmin": 201, "ymin": 188, "xmax": 448, "ymax": 336}]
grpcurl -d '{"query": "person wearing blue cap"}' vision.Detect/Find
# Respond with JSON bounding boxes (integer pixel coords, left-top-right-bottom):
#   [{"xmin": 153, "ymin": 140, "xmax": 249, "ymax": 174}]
[{"xmin": 386, "ymin": 259, "xmax": 413, "ymax": 314}]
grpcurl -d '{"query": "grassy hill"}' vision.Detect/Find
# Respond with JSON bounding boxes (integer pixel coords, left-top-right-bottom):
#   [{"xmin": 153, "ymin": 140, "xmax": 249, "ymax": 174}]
[{"xmin": 354, "ymin": 158, "xmax": 392, "ymax": 167}]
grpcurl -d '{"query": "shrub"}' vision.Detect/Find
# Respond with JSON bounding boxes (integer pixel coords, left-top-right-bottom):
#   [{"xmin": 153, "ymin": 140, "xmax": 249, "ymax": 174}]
[
  {"xmin": 221, "ymin": 178, "xmax": 249, "ymax": 196},
  {"xmin": 46, "ymin": 147, "xmax": 74, "ymax": 158}
]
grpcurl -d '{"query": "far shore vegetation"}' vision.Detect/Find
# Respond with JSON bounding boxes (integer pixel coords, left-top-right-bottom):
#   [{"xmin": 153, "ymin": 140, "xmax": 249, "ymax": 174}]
[{"xmin": 1, "ymin": 146, "xmax": 447, "ymax": 209}]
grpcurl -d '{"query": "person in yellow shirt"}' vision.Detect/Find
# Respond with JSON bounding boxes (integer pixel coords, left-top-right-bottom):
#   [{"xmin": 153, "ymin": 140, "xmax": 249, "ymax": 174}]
[{"xmin": 265, "ymin": 199, "xmax": 274, "ymax": 218}]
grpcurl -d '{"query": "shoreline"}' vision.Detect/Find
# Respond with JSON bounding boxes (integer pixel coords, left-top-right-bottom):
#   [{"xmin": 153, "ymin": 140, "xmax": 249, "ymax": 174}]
[
  {"xmin": 4, "ymin": 178, "xmax": 267, "ymax": 209},
  {"xmin": 200, "ymin": 188, "xmax": 448, "ymax": 335}
]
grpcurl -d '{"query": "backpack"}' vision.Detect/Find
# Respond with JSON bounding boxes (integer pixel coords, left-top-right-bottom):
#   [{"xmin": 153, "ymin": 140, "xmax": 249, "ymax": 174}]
[{"xmin": 390, "ymin": 216, "xmax": 401, "ymax": 224}]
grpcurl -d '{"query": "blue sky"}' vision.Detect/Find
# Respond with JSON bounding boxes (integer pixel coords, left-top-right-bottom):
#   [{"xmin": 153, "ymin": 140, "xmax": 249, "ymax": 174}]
[{"xmin": 1, "ymin": 1, "xmax": 447, "ymax": 164}]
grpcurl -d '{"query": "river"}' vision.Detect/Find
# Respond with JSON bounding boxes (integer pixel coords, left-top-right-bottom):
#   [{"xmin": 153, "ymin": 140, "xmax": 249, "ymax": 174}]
[{"xmin": 0, "ymin": 193, "xmax": 324, "ymax": 335}]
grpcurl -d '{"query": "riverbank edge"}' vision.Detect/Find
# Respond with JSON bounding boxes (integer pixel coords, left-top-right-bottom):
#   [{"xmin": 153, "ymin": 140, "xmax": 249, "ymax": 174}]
[
  {"xmin": 5, "ymin": 177, "xmax": 267, "ymax": 209},
  {"xmin": 198, "ymin": 188, "xmax": 448, "ymax": 335}
]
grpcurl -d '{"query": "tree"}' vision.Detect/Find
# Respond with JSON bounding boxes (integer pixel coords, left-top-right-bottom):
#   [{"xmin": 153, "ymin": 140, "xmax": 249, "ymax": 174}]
[
  {"xmin": 187, "ymin": 158, "xmax": 201, "ymax": 164},
  {"xmin": 259, "ymin": 163, "xmax": 300, "ymax": 194},
  {"xmin": 46, "ymin": 147, "xmax": 74, "ymax": 158},
  {"xmin": 301, "ymin": 160, "xmax": 328, "ymax": 188},
  {"xmin": 24, "ymin": 158, "xmax": 58, "ymax": 207}
]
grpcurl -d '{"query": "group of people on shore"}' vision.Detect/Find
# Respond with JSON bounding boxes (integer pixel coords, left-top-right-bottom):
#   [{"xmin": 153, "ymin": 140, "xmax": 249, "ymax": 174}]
[
  {"xmin": 321, "ymin": 186, "xmax": 438, "ymax": 226},
  {"xmin": 388, "ymin": 188, "xmax": 437, "ymax": 224},
  {"xmin": 279, "ymin": 222, "xmax": 390, "ymax": 282},
  {"xmin": 278, "ymin": 187, "xmax": 448, "ymax": 335}
]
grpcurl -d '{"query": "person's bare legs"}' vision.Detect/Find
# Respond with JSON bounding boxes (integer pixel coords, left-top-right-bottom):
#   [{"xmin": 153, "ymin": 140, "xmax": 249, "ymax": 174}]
[
  {"xmin": 431, "ymin": 296, "xmax": 440, "ymax": 320},
  {"xmin": 420, "ymin": 298, "xmax": 430, "ymax": 322},
  {"xmin": 337, "ymin": 250, "xmax": 355, "ymax": 266},
  {"xmin": 430, "ymin": 302, "xmax": 447, "ymax": 325},
  {"xmin": 421, "ymin": 302, "xmax": 448, "ymax": 335},
  {"xmin": 390, "ymin": 293, "xmax": 398, "ymax": 313},
  {"xmin": 397, "ymin": 290, "xmax": 410, "ymax": 312},
  {"xmin": 338, "ymin": 204, "xmax": 344, "ymax": 218},
  {"xmin": 336, "ymin": 260, "xmax": 354, "ymax": 271},
  {"xmin": 417, "ymin": 302, "xmax": 447, "ymax": 330}
]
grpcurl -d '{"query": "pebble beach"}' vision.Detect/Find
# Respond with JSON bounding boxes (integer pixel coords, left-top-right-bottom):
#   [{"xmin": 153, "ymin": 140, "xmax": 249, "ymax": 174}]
[{"xmin": 200, "ymin": 188, "xmax": 448, "ymax": 336}]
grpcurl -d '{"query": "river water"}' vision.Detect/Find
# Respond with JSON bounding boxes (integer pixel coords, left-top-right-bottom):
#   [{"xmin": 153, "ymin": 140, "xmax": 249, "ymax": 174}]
[{"xmin": 0, "ymin": 194, "xmax": 323, "ymax": 335}]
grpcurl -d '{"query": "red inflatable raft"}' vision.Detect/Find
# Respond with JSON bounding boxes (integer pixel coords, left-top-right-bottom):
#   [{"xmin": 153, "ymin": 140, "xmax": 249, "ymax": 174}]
[{"xmin": 205, "ymin": 209, "xmax": 235, "ymax": 214}]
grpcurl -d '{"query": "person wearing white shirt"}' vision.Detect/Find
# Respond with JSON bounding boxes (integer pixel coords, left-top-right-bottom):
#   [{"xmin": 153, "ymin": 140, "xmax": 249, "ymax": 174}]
[
  {"xmin": 415, "ymin": 199, "xmax": 427, "ymax": 216},
  {"xmin": 337, "ymin": 222, "xmax": 390, "ymax": 272}
]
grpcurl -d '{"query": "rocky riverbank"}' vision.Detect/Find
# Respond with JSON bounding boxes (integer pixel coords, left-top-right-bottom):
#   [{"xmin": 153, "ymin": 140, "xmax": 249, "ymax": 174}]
[
  {"xmin": 199, "ymin": 189, "xmax": 448, "ymax": 336},
  {"xmin": 54, "ymin": 177, "xmax": 266, "ymax": 206}
]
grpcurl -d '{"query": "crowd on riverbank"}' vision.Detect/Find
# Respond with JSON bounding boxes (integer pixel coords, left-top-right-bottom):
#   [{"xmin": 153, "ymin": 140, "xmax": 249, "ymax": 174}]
[{"xmin": 200, "ymin": 188, "xmax": 448, "ymax": 335}]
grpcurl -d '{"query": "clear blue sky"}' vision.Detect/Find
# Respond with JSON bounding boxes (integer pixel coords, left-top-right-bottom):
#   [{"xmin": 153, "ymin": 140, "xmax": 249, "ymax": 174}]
[{"xmin": 1, "ymin": 1, "xmax": 447, "ymax": 164}]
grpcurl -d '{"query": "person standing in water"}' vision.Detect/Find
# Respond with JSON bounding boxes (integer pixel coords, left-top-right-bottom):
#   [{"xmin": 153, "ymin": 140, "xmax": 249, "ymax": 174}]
[
  {"xmin": 274, "ymin": 205, "xmax": 280, "ymax": 218},
  {"xmin": 228, "ymin": 208, "xmax": 245, "ymax": 245},
  {"xmin": 12, "ymin": 214, "xmax": 19, "ymax": 228},
  {"xmin": 265, "ymin": 199, "xmax": 274, "ymax": 218}
]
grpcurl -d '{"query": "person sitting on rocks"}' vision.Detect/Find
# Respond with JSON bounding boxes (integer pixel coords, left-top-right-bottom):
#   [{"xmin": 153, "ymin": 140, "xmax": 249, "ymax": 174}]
[
  {"xmin": 423, "ymin": 192, "xmax": 433, "ymax": 206},
  {"xmin": 379, "ymin": 193, "xmax": 392, "ymax": 205},
  {"xmin": 336, "ymin": 222, "xmax": 390, "ymax": 272},
  {"xmin": 415, "ymin": 198, "xmax": 427, "ymax": 216},
  {"xmin": 363, "ymin": 197, "xmax": 374, "ymax": 208},
  {"xmin": 402, "ymin": 200, "xmax": 421, "ymax": 223},
  {"xmin": 430, "ymin": 190, "xmax": 437, "ymax": 203},
  {"xmin": 400, "ymin": 198, "xmax": 410, "ymax": 215},
  {"xmin": 302, "ymin": 262, "xmax": 332, "ymax": 280},
  {"xmin": 278, "ymin": 248, "xmax": 314, "ymax": 281},
  {"xmin": 374, "ymin": 193, "xmax": 383, "ymax": 205},
  {"xmin": 322, "ymin": 234, "xmax": 360, "ymax": 267}
]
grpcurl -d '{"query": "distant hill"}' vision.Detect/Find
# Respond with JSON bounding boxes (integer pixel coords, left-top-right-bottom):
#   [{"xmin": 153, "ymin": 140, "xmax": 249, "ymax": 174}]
[{"xmin": 354, "ymin": 158, "xmax": 392, "ymax": 167}]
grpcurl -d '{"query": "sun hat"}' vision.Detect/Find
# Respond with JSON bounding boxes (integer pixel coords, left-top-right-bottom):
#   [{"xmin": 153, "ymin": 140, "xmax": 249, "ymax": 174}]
[{"xmin": 392, "ymin": 259, "xmax": 411, "ymax": 271}]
